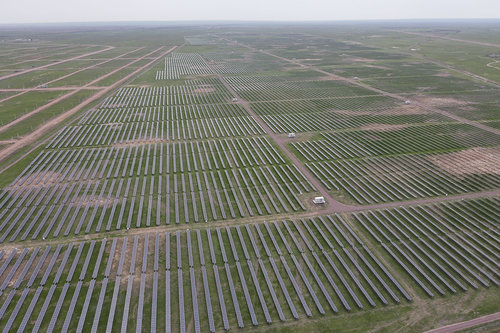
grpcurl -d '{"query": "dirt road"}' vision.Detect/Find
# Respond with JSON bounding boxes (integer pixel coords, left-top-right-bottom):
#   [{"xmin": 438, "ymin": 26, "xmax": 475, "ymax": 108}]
[
  {"xmin": 0, "ymin": 46, "xmax": 177, "ymax": 164},
  {"xmin": 398, "ymin": 30, "xmax": 500, "ymax": 48},
  {"xmin": 425, "ymin": 312, "xmax": 500, "ymax": 333},
  {"xmin": 0, "ymin": 45, "xmax": 115, "ymax": 81},
  {"xmin": 200, "ymin": 53, "xmax": 351, "ymax": 212},
  {"xmin": 0, "ymin": 47, "xmax": 147, "ymax": 134},
  {"xmin": 220, "ymin": 36, "xmax": 500, "ymax": 137}
]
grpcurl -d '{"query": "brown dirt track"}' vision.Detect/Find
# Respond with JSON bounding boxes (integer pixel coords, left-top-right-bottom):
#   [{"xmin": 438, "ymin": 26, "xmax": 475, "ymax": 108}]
[{"xmin": 0, "ymin": 45, "xmax": 178, "ymax": 164}]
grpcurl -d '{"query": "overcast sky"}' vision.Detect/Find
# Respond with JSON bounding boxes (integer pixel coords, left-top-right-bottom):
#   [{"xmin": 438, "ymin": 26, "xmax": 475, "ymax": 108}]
[{"xmin": 1, "ymin": 0, "xmax": 500, "ymax": 24}]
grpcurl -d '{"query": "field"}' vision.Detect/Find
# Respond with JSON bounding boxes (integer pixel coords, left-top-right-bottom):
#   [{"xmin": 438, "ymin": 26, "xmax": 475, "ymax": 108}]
[{"xmin": 0, "ymin": 21, "xmax": 499, "ymax": 332}]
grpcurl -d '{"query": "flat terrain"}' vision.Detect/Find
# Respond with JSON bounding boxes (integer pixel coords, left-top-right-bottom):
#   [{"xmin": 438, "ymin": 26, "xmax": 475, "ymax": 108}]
[{"xmin": 0, "ymin": 21, "xmax": 498, "ymax": 332}]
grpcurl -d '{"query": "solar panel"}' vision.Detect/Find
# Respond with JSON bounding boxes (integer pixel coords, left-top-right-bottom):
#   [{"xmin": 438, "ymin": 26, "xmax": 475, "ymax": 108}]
[
  {"xmin": 116, "ymin": 237, "xmax": 129, "ymax": 274},
  {"xmin": 104, "ymin": 238, "xmax": 117, "ymax": 278},
  {"xmin": 142, "ymin": 234, "xmax": 149, "ymax": 273},
  {"xmin": 62, "ymin": 281, "xmax": 83, "ymax": 331},
  {"xmin": 178, "ymin": 269, "xmax": 186, "ymax": 333},
  {"xmin": 207, "ymin": 229, "xmax": 216, "ymax": 265},
  {"xmin": 77, "ymin": 279, "xmax": 96, "ymax": 333},
  {"xmin": 255, "ymin": 224, "xmax": 271, "ymax": 257},
  {"xmin": 0, "ymin": 249, "xmax": 17, "ymax": 278},
  {"xmin": 154, "ymin": 233, "xmax": 159, "ymax": 272},
  {"xmin": 18, "ymin": 286, "xmax": 43, "ymax": 332},
  {"xmin": 136, "ymin": 273, "xmax": 146, "ymax": 332},
  {"xmin": 225, "ymin": 262, "xmax": 243, "ymax": 328},
  {"xmin": 13, "ymin": 247, "xmax": 39, "ymax": 289},
  {"xmin": 121, "ymin": 276, "xmax": 134, "ymax": 332},
  {"xmin": 27, "ymin": 246, "xmax": 51, "ymax": 288},
  {"xmin": 292, "ymin": 253, "xmax": 326, "ymax": 314},
  {"xmin": 47, "ymin": 282, "xmax": 69, "ymax": 333},
  {"xmin": 187, "ymin": 230, "xmax": 194, "ymax": 267},
  {"xmin": 201, "ymin": 266, "xmax": 215, "ymax": 332},
  {"xmin": 130, "ymin": 236, "xmax": 139, "ymax": 274},
  {"xmin": 212, "ymin": 264, "xmax": 229, "ymax": 330},
  {"xmin": 33, "ymin": 284, "xmax": 56, "ymax": 332},
  {"xmin": 166, "ymin": 270, "xmax": 171, "ymax": 333},
  {"xmin": 196, "ymin": 230, "xmax": 205, "ymax": 266},
  {"xmin": 54, "ymin": 244, "xmax": 74, "ymax": 284},
  {"xmin": 259, "ymin": 258, "xmax": 285, "ymax": 321},
  {"xmin": 176, "ymin": 231, "xmax": 182, "ymax": 268},
  {"xmin": 278, "ymin": 255, "xmax": 311, "ymax": 317},
  {"xmin": 225, "ymin": 227, "xmax": 239, "ymax": 262},
  {"xmin": 80, "ymin": 240, "xmax": 96, "ymax": 281},
  {"xmin": 190, "ymin": 267, "xmax": 201, "ymax": 333},
  {"xmin": 151, "ymin": 271, "xmax": 158, "ymax": 333},
  {"xmin": 165, "ymin": 232, "xmax": 171, "ymax": 270},
  {"xmin": 247, "ymin": 259, "xmax": 271, "ymax": 323}
]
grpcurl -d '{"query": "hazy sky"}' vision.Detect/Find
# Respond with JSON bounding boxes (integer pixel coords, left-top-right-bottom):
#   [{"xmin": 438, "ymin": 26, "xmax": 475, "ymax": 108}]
[{"xmin": 1, "ymin": 0, "xmax": 500, "ymax": 24}]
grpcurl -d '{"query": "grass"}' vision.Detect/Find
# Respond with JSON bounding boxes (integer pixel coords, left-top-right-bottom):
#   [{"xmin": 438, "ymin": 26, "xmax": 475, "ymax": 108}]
[{"xmin": 1, "ymin": 22, "xmax": 499, "ymax": 333}]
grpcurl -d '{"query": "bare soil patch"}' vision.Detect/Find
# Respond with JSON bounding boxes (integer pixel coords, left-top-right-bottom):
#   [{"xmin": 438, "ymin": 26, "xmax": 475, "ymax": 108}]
[
  {"xmin": 429, "ymin": 147, "xmax": 500, "ymax": 177},
  {"xmin": 360, "ymin": 123, "xmax": 409, "ymax": 132},
  {"xmin": 412, "ymin": 95, "xmax": 469, "ymax": 107}
]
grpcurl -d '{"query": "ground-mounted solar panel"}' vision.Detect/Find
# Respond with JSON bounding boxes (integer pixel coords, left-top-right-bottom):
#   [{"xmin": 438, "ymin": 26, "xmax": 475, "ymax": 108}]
[
  {"xmin": 212, "ymin": 264, "xmax": 230, "ymax": 331},
  {"xmin": 264, "ymin": 222, "xmax": 282, "ymax": 255},
  {"xmin": 226, "ymin": 226, "xmax": 239, "ymax": 262},
  {"xmin": 178, "ymin": 269, "xmax": 186, "ymax": 333},
  {"xmin": 104, "ymin": 238, "xmax": 117, "ymax": 278},
  {"xmin": 244, "ymin": 224, "xmax": 261, "ymax": 258},
  {"xmin": 33, "ymin": 284, "xmax": 56, "ymax": 332},
  {"xmin": 312, "ymin": 251, "xmax": 348, "ymax": 311},
  {"xmin": 166, "ymin": 232, "xmax": 171, "ymax": 270},
  {"xmin": 154, "ymin": 233, "xmax": 159, "ymax": 272},
  {"xmin": 77, "ymin": 279, "xmax": 96, "ymax": 333},
  {"xmin": 255, "ymin": 224, "xmax": 272, "ymax": 257},
  {"xmin": 27, "ymin": 246, "xmax": 51, "ymax": 288},
  {"xmin": 53, "ymin": 243, "xmax": 74, "ymax": 284},
  {"xmin": 176, "ymin": 231, "xmax": 183, "ymax": 268},
  {"xmin": 293, "ymin": 253, "xmax": 327, "ymax": 314},
  {"xmin": 142, "ymin": 234, "xmax": 149, "ymax": 273},
  {"xmin": 151, "ymin": 271, "xmax": 158, "ymax": 333},
  {"xmin": 0, "ymin": 249, "xmax": 17, "ymax": 279},
  {"xmin": 259, "ymin": 258, "xmax": 286, "ymax": 321},
  {"xmin": 236, "ymin": 261, "xmax": 258, "ymax": 325},
  {"xmin": 130, "ymin": 236, "xmax": 139, "ymax": 274},
  {"xmin": 62, "ymin": 280, "xmax": 83, "ymax": 332},
  {"xmin": 13, "ymin": 247, "xmax": 39, "ymax": 289},
  {"xmin": 190, "ymin": 267, "xmax": 201, "ymax": 333},
  {"xmin": 187, "ymin": 230, "xmax": 194, "ymax": 267},
  {"xmin": 18, "ymin": 286, "xmax": 43, "ymax": 332},
  {"xmin": 225, "ymin": 262, "xmax": 244, "ymax": 328},
  {"xmin": 4, "ymin": 287, "xmax": 29, "ymax": 332},
  {"xmin": 196, "ymin": 230, "xmax": 206, "ymax": 266},
  {"xmin": 207, "ymin": 229, "xmax": 217, "ymax": 265},
  {"xmin": 161, "ymin": 265, "xmax": 170, "ymax": 332},
  {"xmin": 248, "ymin": 259, "xmax": 272, "ymax": 323},
  {"xmin": 278, "ymin": 255, "xmax": 311, "ymax": 317},
  {"xmin": 360, "ymin": 245, "xmax": 412, "ymax": 303},
  {"xmin": 47, "ymin": 282, "xmax": 70, "ymax": 333},
  {"xmin": 78, "ymin": 241, "xmax": 96, "ymax": 281},
  {"xmin": 121, "ymin": 275, "xmax": 134, "ymax": 332},
  {"xmin": 288, "ymin": 220, "xmax": 307, "ymax": 252},
  {"xmin": 106, "ymin": 276, "xmax": 121, "ymax": 332},
  {"xmin": 201, "ymin": 266, "xmax": 215, "ymax": 332},
  {"xmin": 0, "ymin": 289, "xmax": 15, "ymax": 320},
  {"xmin": 136, "ymin": 273, "xmax": 147, "ymax": 332},
  {"xmin": 66, "ymin": 242, "xmax": 85, "ymax": 282}
]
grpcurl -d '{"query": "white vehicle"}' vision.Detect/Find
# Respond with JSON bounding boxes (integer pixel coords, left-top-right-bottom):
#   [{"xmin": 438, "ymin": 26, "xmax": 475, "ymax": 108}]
[
  {"xmin": 288, "ymin": 133, "xmax": 296, "ymax": 138},
  {"xmin": 313, "ymin": 196, "xmax": 326, "ymax": 204}
]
